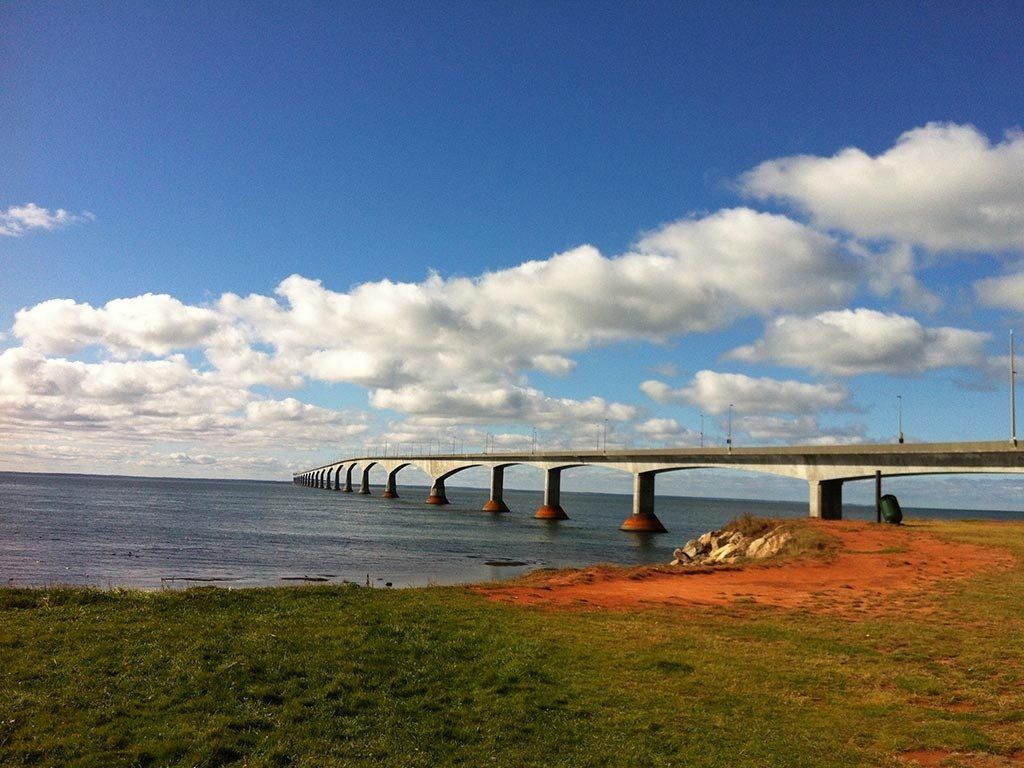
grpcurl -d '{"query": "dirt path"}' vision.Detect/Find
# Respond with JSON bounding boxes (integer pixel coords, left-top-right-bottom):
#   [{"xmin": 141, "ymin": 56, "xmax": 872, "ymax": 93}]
[{"xmin": 475, "ymin": 521, "xmax": 1016, "ymax": 617}]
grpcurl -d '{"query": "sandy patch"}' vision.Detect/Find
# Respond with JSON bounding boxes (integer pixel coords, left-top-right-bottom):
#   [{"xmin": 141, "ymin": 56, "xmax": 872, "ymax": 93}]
[{"xmin": 474, "ymin": 521, "xmax": 1016, "ymax": 617}]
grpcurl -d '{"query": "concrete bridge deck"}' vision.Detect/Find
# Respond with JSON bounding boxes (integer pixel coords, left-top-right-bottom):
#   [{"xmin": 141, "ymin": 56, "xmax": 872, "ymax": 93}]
[{"xmin": 293, "ymin": 440, "xmax": 1024, "ymax": 533}]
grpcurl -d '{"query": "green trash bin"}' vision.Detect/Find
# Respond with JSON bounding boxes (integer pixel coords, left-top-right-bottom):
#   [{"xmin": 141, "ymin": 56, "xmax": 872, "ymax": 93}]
[{"xmin": 880, "ymin": 494, "xmax": 903, "ymax": 525}]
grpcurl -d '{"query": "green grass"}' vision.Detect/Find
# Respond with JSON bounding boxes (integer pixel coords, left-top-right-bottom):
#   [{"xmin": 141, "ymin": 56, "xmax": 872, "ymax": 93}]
[{"xmin": 2, "ymin": 520, "xmax": 1023, "ymax": 767}]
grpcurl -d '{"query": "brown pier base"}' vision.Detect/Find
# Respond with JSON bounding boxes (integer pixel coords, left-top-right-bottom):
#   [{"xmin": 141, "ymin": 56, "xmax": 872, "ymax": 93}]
[
  {"xmin": 483, "ymin": 499, "xmax": 510, "ymax": 513},
  {"xmin": 534, "ymin": 504, "xmax": 569, "ymax": 520},
  {"xmin": 426, "ymin": 478, "xmax": 449, "ymax": 505},
  {"xmin": 619, "ymin": 511, "xmax": 667, "ymax": 533}
]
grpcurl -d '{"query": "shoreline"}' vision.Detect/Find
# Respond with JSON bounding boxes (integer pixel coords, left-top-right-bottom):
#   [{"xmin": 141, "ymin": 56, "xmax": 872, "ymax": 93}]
[{"xmin": 6, "ymin": 518, "xmax": 1019, "ymax": 600}]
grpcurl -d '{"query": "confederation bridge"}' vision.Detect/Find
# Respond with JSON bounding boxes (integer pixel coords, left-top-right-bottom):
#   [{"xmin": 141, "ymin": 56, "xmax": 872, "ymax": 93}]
[{"xmin": 294, "ymin": 441, "xmax": 1024, "ymax": 533}]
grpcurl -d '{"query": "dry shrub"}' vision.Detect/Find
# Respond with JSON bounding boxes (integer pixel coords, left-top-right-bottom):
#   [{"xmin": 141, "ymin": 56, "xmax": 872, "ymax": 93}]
[
  {"xmin": 723, "ymin": 514, "xmax": 840, "ymax": 561},
  {"xmin": 723, "ymin": 513, "xmax": 779, "ymax": 539}
]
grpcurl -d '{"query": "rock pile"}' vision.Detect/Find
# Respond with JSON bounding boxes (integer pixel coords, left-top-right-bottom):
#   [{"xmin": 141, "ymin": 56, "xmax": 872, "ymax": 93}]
[{"xmin": 671, "ymin": 525, "xmax": 793, "ymax": 566}]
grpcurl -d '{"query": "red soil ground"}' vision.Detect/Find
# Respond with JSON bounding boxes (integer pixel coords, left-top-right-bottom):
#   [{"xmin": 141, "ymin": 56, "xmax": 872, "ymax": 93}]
[{"xmin": 474, "ymin": 520, "xmax": 1016, "ymax": 618}]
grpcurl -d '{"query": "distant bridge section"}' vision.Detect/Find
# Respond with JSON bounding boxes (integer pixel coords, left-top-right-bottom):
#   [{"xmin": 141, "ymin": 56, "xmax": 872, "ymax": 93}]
[{"xmin": 293, "ymin": 441, "xmax": 1024, "ymax": 533}]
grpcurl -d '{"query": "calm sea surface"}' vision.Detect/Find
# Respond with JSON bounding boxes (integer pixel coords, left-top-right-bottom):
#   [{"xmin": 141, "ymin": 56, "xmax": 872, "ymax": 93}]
[{"xmin": 2, "ymin": 471, "xmax": 1022, "ymax": 589}]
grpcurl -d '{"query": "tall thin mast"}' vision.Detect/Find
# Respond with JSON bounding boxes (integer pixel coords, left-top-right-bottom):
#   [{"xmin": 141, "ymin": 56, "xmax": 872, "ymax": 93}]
[{"xmin": 1012, "ymin": 330, "xmax": 1018, "ymax": 446}]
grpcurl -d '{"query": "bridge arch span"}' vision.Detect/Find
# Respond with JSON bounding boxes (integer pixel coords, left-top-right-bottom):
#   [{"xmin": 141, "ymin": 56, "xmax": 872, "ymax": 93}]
[
  {"xmin": 820, "ymin": 467, "xmax": 1024, "ymax": 482},
  {"xmin": 421, "ymin": 463, "xmax": 485, "ymax": 506},
  {"xmin": 381, "ymin": 462, "xmax": 413, "ymax": 498},
  {"xmin": 351, "ymin": 461, "xmax": 377, "ymax": 495},
  {"xmin": 612, "ymin": 461, "xmax": 811, "ymax": 482}
]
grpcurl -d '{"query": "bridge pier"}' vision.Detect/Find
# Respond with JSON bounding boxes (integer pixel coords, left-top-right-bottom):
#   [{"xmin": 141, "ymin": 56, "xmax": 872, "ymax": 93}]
[
  {"xmin": 809, "ymin": 479, "xmax": 843, "ymax": 520},
  {"xmin": 325, "ymin": 467, "xmax": 334, "ymax": 490},
  {"xmin": 333, "ymin": 467, "xmax": 341, "ymax": 491},
  {"xmin": 620, "ymin": 472, "xmax": 667, "ymax": 532},
  {"xmin": 316, "ymin": 470, "xmax": 324, "ymax": 489},
  {"xmin": 426, "ymin": 477, "xmax": 449, "ymax": 505},
  {"xmin": 535, "ymin": 468, "xmax": 568, "ymax": 519},
  {"xmin": 343, "ymin": 465, "xmax": 354, "ymax": 492},
  {"xmin": 482, "ymin": 465, "xmax": 510, "ymax": 512},
  {"xmin": 359, "ymin": 466, "xmax": 372, "ymax": 495},
  {"xmin": 382, "ymin": 470, "xmax": 399, "ymax": 499}
]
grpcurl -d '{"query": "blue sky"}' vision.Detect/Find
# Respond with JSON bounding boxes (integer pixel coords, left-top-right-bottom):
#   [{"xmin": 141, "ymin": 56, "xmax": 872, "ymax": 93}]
[{"xmin": 3, "ymin": 2, "xmax": 1024, "ymax": 506}]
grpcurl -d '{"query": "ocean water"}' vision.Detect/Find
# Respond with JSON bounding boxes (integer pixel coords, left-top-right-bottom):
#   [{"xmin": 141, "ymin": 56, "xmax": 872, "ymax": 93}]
[{"xmin": 1, "ymin": 471, "xmax": 1021, "ymax": 589}]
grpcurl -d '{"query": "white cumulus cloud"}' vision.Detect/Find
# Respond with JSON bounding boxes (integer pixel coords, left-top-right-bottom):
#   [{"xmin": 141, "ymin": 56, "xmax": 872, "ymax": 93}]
[
  {"xmin": 14, "ymin": 294, "xmax": 221, "ymax": 357},
  {"xmin": 728, "ymin": 309, "xmax": 989, "ymax": 376},
  {"xmin": 633, "ymin": 418, "xmax": 699, "ymax": 445},
  {"xmin": 0, "ymin": 203, "xmax": 93, "ymax": 237},
  {"xmin": 737, "ymin": 415, "xmax": 867, "ymax": 445},
  {"xmin": 741, "ymin": 122, "xmax": 1024, "ymax": 252},
  {"xmin": 204, "ymin": 208, "xmax": 858, "ymax": 419},
  {"xmin": 0, "ymin": 346, "xmax": 369, "ymax": 451},
  {"xmin": 976, "ymin": 271, "xmax": 1024, "ymax": 312},
  {"xmin": 641, "ymin": 370, "xmax": 851, "ymax": 415}
]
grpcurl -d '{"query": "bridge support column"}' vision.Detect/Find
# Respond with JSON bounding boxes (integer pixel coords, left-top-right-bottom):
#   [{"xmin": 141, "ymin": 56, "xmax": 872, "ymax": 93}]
[
  {"xmin": 482, "ymin": 466, "xmax": 510, "ymax": 512},
  {"xmin": 334, "ymin": 468, "xmax": 341, "ymax": 491},
  {"xmin": 426, "ymin": 477, "xmax": 449, "ymax": 505},
  {"xmin": 809, "ymin": 479, "xmax": 843, "ymax": 520},
  {"xmin": 382, "ymin": 470, "xmax": 399, "ymax": 499},
  {"xmin": 343, "ymin": 465, "xmax": 354, "ymax": 492},
  {"xmin": 359, "ymin": 466, "xmax": 371, "ymax": 495},
  {"xmin": 316, "ymin": 471, "xmax": 323, "ymax": 489},
  {"xmin": 535, "ymin": 468, "xmax": 568, "ymax": 519},
  {"xmin": 620, "ymin": 472, "xmax": 667, "ymax": 532},
  {"xmin": 325, "ymin": 468, "xmax": 334, "ymax": 490}
]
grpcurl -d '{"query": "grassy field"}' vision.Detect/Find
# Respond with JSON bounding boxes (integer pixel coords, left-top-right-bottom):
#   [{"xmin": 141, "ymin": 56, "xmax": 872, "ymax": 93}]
[{"xmin": 2, "ymin": 520, "xmax": 1023, "ymax": 767}]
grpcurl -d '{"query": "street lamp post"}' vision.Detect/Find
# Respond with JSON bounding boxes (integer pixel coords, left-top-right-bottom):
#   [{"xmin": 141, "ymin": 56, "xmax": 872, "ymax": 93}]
[
  {"xmin": 700, "ymin": 413, "xmax": 704, "ymax": 448},
  {"xmin": 1012, "ymin": 330, "xmax": 1018, "ymax": 446},
  {"xmin": 897, "ymin": 395, "xmax": 904, "ymax": 444},
  {"xmin": 602, "ymin": 418, "xmax": 608, "ymax": 453},
  {"xmin": 727, "ymin": 404, "xmax": 734, "ymax": 450}
]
